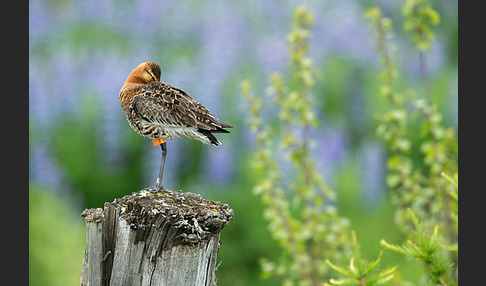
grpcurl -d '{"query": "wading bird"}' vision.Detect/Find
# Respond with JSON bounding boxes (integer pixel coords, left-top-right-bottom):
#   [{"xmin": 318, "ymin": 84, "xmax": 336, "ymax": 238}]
[{"xmin": 119, "ymin": 61, "xmax": 232, "ymax": 191}]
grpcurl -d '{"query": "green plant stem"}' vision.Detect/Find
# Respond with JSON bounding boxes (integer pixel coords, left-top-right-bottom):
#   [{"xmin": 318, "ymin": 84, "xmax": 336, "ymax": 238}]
[{"xmin": 374, "ymin": 18, "xmax": 396, "ymax": 106}]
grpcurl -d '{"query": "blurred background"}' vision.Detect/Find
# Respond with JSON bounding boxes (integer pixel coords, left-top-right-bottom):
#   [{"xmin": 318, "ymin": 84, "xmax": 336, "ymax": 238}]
[{"xmin": 29, "ymin": 0, "xmax": 457, "ymax": 285}]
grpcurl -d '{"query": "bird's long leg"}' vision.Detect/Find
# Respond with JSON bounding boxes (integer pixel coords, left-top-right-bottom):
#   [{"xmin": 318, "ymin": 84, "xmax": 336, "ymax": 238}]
[{"xmin": 153, "ymin": 139, "xmax": 167, "ymax": 191}]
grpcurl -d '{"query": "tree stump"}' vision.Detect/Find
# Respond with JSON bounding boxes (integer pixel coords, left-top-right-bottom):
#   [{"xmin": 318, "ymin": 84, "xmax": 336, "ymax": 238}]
[{"xmin": 80, "ymin": 186, "xmax": 234, "ymax": 286}]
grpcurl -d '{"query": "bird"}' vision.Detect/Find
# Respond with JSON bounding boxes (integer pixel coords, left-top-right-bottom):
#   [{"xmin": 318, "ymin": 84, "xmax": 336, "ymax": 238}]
[{"xmin": 119, "ymin": 61, "xmax": 232, "ymax": 191}]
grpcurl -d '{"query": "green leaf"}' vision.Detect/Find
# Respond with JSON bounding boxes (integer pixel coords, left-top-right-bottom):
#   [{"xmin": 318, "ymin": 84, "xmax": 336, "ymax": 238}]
[
  {"xmin": 363, "ymin": 251, "xmax": 383, "ymax": 276},
  {"xmin": 441, "ymin": 172, "xmax": 458, "ymax": 189},
  {"xmin": 329, "ymin": 277, "xmax": 359, "ymax": 285},
  {"xmin": 281, "ymin": 133, "xmax": 296, "ymax": 149},
  {"xmin": 326, "ymin": 259, "xmax": 350, "ymax": 276},
  {"xmin": 380, "ymin": 239, "xmax": 409, "ymax": 255},
  {"xmin": 375, "ymin": 266, "xmax": 397, "ymax": 284},
  {"xmin": 364, "ymin": 7, "xmax": 382, "ymax": 21}
]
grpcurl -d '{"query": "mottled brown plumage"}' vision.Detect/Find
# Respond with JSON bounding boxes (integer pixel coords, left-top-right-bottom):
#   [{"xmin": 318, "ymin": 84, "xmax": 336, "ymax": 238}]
[
  {"xmin": 119, "ymin": 61, "xmax": 232, "ymax": 146},
  {"xmin": 119, "ymin": 61, "xmax": 232, "ymax": 190}
]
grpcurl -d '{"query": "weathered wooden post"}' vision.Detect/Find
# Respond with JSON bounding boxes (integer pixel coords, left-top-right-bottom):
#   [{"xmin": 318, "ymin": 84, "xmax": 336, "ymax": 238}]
[{"xmin": 80, "ymin": 186, "xmax": 234, "ymax": 286}]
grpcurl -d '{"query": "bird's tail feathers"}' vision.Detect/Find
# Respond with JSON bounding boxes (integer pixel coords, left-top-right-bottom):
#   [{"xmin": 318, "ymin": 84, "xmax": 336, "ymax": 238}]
[
  {"xmin": 219, "ymin": 123, "xmax": 233, "ymax": 129},
  {"xmin": 198, "ymin": 129, "xmax": 222, "ymax": 146},
  {"xmin": 210, "ymin": 123, "xmax": 232, "ymax": 134}
]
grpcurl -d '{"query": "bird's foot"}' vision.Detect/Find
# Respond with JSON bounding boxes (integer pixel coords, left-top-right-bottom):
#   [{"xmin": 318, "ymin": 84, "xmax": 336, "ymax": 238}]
[{"xmin": 155, "ymin": 179, "xmax": 165, "ymax": 192}]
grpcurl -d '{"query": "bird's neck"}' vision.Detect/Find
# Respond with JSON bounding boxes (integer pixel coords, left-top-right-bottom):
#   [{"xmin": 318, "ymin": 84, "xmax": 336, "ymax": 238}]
[
  {"xmin": 119, "ymin": 81, "xmax": 142, "ymax": 110},
  {"xmin": 122, "ymin": 81, "xmax": 142, "ymax": 89}
]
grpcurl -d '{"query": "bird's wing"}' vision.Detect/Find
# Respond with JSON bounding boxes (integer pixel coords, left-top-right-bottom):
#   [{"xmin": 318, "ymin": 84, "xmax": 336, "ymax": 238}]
[{"xmin": 131, "ymin": 81, "xmax": 224, "ymax": 131}]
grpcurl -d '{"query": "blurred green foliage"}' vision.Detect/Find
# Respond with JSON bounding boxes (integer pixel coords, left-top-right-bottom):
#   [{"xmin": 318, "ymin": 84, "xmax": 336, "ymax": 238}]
[
  {"xmin": 325, "ymin": 231, "xmax": 397, "ymax": 286},
  {"xmin": 402, "ymin": 0, "xmax": 440, "ymax": 52},
  {"xmin": 243, "ymin": 6, "xmax": 352, "ymax": 284},
  {"xmin": 29, "ymin": 188, "xmax": 85, "ymax": 286},
  {"xmin": 365, "ymin": 4, "xmax": 458, "ymax": 284},
  {"xmin": 47, "ymin": 95, "xmax": 145, "ymax": 207},
  {"xmin": 243, "ymin": 1, "xmax": 457, "ymax": 285},
  {"xmin": 381, "ymin": 208, "xmax": 457, "ymax": 286}
]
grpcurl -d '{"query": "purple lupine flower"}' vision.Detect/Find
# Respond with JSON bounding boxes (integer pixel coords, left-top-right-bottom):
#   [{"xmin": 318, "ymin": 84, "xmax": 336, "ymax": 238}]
[
  {"xmin": 311, "ymin": 125, "xmax": 349, "ymax": 187},
  {"xmin": 114, "ymin": 0, "xmax": 159, "ymax": 37},
  {"xmin": 170, "ymin": 2, "xmax": 243, "ymax": 186},
  {"xmin": 253, "ymin": 1, "xmax": 291, "ymax": 75},
  {"xmin": 405, "ymin": 40, "xmax": 446, "ymax": 83},
  {"xmin": 52, "ymin": 50, "xmax": 80, "ymax": 117},
  {"xmin": 347, "ymin": 80, "xmax": 368, "ymax": 134},
  {"xmin": 89, "ymin": 54, "xmax": 128, "ymax": 165},
  {"xmin": 203, "ymin": 143, "xmax": 234, "ymax": 185},
  {"xmin": 198, "ymin": 2, "xmax": 243, "ymax": 67},
  {"xmin": 29, "ymin": 63, "xmax": 51, "ymax": 136},
  {"xmin": 29, "ymin": 0, "xmax": 50, "ymax": 41},
  {"xmin": 73, "ymin": 0, "xmax": 116, "ymax": 24},
  {"xmin": 256, "ymin": 35, "xmax": 288, "ymax": 75},
  {"xmin": 310, "ymin": 1, "xmax": 377, "ymax": 64},
  {"xmin": 163, "ymin": 62, "xmax": 197, "ymax": 95},
  {"xmin": 359, "ymin": 140, "xmax": 386, "ymax": 208},
  {"xmin": 30, "ymin": 144, "xmax": 65, "ymax": 192}
]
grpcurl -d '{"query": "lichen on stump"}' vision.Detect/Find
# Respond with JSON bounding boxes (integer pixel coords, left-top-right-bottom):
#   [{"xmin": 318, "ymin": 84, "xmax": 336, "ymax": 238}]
[
  {"xmin": 80, "ymin": 187, "xmax": 234, "ymax": 286},
  {"xmin": 115, "ymin": 187, "xmax": 234, "ymax": 246}
]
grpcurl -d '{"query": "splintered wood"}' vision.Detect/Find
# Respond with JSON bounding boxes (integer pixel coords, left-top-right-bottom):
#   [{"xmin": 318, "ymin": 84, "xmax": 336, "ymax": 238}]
[{"xmin": 80, "ymin": 187, "xmax": 234, "ymax": 286}]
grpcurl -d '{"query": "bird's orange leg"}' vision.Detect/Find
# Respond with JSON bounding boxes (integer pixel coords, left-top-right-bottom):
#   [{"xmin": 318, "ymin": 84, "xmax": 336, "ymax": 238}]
[{"xmin": 152, "ymin": 138, "xmax": 165, "ymax": 146}]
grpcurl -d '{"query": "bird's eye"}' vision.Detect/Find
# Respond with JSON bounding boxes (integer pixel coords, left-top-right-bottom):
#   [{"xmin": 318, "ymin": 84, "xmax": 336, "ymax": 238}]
[{"xmin": 146, "ymin": 71, "xmax": 156, "ymax": 81}]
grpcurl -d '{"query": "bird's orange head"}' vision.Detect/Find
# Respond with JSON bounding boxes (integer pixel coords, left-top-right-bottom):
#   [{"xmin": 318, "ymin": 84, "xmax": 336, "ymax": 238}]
[{"xmin": 124, "ymin": 61, "xmax": 161, "ymax": 85}]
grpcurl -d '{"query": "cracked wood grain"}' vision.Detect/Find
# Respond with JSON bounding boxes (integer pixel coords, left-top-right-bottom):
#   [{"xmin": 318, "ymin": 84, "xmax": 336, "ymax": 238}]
[{"xmin": 80, "ymin": 187, "xmax": 233, "ymax": 286}]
